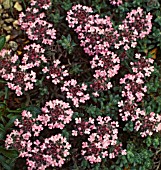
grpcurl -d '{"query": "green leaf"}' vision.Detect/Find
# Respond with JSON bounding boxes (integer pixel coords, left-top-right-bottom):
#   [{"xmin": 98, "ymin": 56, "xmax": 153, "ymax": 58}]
[
  {"xmin": 93, "ymin": 164, "xmax": 100, "ymax": 170},
  {"xmin": 81, "ymin": 159, "xmax": 88, "ymax": 169},
  {"xmin": 62, "ymin": 129, "xmax": 69, "ymax": 138},
  {"xmin": 25, "ymin": 106, "xmax": 41, "ymax": 117},
  {"xmin": 153, "ymin": 138, "xmax": 159, "ymax": 148},
  {"xmin": 0, "ymin": 155, "xmax": 12, "ymax": 170},
  {"xmin": 20, "ymin": 0, "xmax": 26, "ymax": 9},
  {"xmin": 0, "ymin": 35, "xmax": 6, "ymax": 51},
  {"xmin": 61, "ymin": 0, "xmax": 72, "ymax": 11},
  {"xmin": 7, "ymin": 114, "xmax": 21, "ymax": 120},
  {"xmin": 5, "ymin": 118, "xmax": 17, "ymax": 129},
  {"xmin": 146, "ymin": 136, "xmax": 152, "ymax": 147},
  {"xmin": 0, "ymin": 147, "xmax": 19, "ymax": 159},
  {"xmin": 0, "ymin": 102, "xmax": 6, "ymax": 116},
  {"xmin": 127, "ymin": 151, "xmax": 135, "ymax": 164},
  {"xmin": 0, "ymin": 124, "xmax": 6, "ymax": 139}
]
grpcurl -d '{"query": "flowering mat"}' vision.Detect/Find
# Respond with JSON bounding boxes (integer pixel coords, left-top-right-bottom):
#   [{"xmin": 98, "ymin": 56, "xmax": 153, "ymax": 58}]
[{"xmin": 0, "ymin": 0, "xmax": 161, "ymax": 169}]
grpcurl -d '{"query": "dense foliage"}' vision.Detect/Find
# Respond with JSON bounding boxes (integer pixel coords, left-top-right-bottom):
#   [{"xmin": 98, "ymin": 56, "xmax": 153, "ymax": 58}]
[{"xmin": 0, "ymin": 0, "xmax": 161, "ymax": 169}]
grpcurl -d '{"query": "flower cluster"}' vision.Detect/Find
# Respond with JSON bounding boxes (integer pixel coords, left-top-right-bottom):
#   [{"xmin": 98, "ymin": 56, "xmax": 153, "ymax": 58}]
[
  {"xmin": 66, "ymin": 5, "xmax": 121, "ymax": 96},
  {"xmin": 7, "ymin": 70, "xmax": 36, "ymax": 96},
  {"xmin": 5, "ymin": 110, "xmax": 71, "ymax": 170},
  {"xmin": 72, "ymin": 116, "xmax": 126, "ymax": 163},
  {"xmin": 130, "ymin": 53, "xmax": 154, "ymax": 77},
  {"xmin": 0, "ymin": 49, "xmax": 18, "ymax": 79},
  {"xmin": 5, "ymin": 110, "xmax": 42, "ymax": 151},
  {"xmin": 134, "ymin": 110, "xmax": 161, "ymax": 137},
  {"xmin": 19, "ymin": 0, "xmax": 55, "ymax": 43},
  {"xmin": 30, "ymin": 0, "xmax": 51, "ymax": 10},
  {"xmin": 42, "ymin": 59, "xmax": 69, "ymax": 85},
  {"xmin": 19, "ymin": 8, "xmax": 56, "ymax": 45},
  {"xmin": 0, "ymin": 0, "xmax": 58, "ymax": 96},
  {"xmin": 90, "ymin": 79, "xmax": 112, "ymax": 97},
  {"xmin": 18, "ymin": 8, "xmax": 41, "ymax": 31},
  {"xmin": 118, "ymin": 101, "xmax": 161, "ymax": 137},
  {"xmin": 20, "ymin": 43, "xmax": 47, "ymax": 71},
  {"xmin": 67, "ymin": 5, "xmax": 152, "ymax": 53},
  {"xmin": 116, "ymin": 7, "xmax": 153, "ymax": 50},
  {"xmin": 89, "ymin": 51, "xmax": 120, "ymax": 96},
  {"xmin": 24, "ymin": 134, "xmax": 71, "ymax": 170},
  {"xmin": 66, "ymin": 5, "xmax": 153, "ymax": 98},
  {"xmin": 61, "ymin": 79, "xmax": 90, "ymax": 107},
  {"xmin": 66, "ymin": 4, "xmax": 118, "ymax": 56},
  {"xmin": 38, "ymin": 99, "xmax": 73, "ymax": 129},
  {"xmin": 118, "ymin": 53, "xmax": 160, "ymax": 137},
  {"xmin": 0, "ymin": 49, "xmax": 37, "ymax": 96},
  {"xmin": 120, "ymin": 53, "xmax": 154, "ymax": 103},
  {"xmin": 120, "ymin": 73, "xmax": 147, "ymax": 102},
  {"xmin": 109, "ymin": 0, "xmax": 123, "ymax": 6},
  {"xmin": 90, "ymin": 51, "xmax": 120, "ymax": 78}
]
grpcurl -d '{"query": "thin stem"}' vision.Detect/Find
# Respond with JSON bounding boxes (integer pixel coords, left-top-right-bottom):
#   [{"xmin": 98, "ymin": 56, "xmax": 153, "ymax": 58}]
[
  {"xmin": 156, "ymin": 149, "xmax": 161, "ymax": 155},
  {"xmin": 156, "ymin": 160, "xmax": 161, "ymax": 170},
  {"xmin": 6, "ymin": 108, "xmax": 22, "ymax": 113},
  {"xmin": 4, "ymin": 86, "xmax": 8, "ymax": 105},
  {"xmin": 20, "ymin": 0, "xmax": 26, "ymax": 9},
  {"xmin": 38, "ymin": 76, "xmax": 45, "ymax": 87},
  {"xmin": 0, "ymin": 80, "xmax": 6, "ymax": 83},
  {"xmin": 25, "ymin": 93, "xmax": 30, "ymax": 106}
]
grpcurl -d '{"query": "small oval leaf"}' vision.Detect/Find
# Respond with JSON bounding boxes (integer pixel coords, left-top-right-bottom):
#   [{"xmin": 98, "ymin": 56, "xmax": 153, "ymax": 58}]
[{"xmin": 0, "ymin": 35, "xmax": 6, "ymax": 51}]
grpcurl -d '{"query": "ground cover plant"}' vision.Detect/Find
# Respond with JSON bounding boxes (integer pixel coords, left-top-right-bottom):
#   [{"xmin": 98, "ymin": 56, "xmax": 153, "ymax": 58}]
[{"xmin": 0, "ymin": 0, "xmax": 161, "ymax": 169}]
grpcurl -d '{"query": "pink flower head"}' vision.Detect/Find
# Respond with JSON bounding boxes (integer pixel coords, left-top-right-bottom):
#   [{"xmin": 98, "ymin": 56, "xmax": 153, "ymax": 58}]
[
  {"xmin": 61, "ymin": 80, "xmax": 90, "ymax": 107},
  {"xmin": 42, "ymin": 60, "xmax": 69, "ymax": 85},
  {"xmin": 39, "ymin": 99, "xmax": 73, "ymax": 129},
  {"xmin": 73, "ymin": 116, "xmax": 125, "ymax": 163}
]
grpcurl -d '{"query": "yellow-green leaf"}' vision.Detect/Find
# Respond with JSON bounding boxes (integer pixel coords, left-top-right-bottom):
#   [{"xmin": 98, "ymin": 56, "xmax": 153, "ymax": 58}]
[{"xmin": 150, "ymin": 48, "xmax": 157, "ymax": 59}]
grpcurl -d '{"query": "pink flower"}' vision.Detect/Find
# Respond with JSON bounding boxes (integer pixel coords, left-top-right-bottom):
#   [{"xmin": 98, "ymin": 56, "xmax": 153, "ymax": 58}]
[
  {"xmin": 157, "ymin": 123, "xmax": 161, "ymax": 131},
  {"xmin": 121, "ymin": 150, "xmax": 127, "ymax": 155}
]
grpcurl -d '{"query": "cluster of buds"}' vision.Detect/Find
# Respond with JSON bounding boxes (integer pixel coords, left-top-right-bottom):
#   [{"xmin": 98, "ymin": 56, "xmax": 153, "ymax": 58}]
[
  {"xmin": 5, "ymin": 109, "xmax": 71, "ymax": 170},
  {"xmin": 61, "ymin": 79, "xmax": 90, "ymax": 107},
  {"xmin": 72, "ymin": 116, "xmax": 126, "ymax": 164}
]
